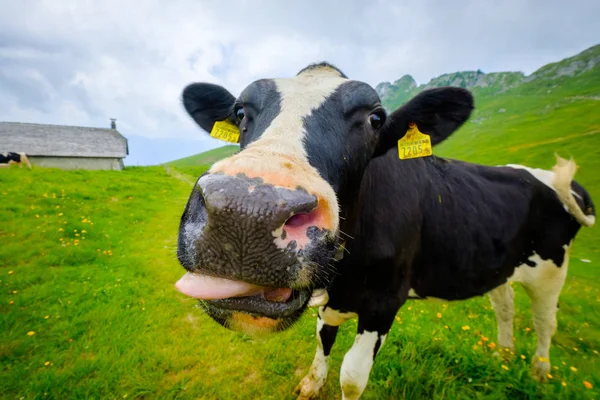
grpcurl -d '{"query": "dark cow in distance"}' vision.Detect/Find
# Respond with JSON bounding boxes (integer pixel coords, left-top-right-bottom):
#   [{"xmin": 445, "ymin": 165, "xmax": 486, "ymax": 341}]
[
  {"xmin": 0, "ymin": 152, "xmax": 31, "ymax": 169},
  {"xmin": 174, "ymin": 63, "xmax": 595, "ymax": 399}
]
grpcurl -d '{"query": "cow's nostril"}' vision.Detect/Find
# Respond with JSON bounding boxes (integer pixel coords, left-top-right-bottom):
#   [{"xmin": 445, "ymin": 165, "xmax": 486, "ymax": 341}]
[
  {"xmin": 285, "ymin": 212, "xmax": 312, "ymax": 227},
  {"xmin": 284, "ymin": 209, "xmax": 320, "ymax": 229}
]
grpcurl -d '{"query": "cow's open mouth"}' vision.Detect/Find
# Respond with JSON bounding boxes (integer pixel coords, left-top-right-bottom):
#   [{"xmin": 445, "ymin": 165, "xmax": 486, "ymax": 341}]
[
  {"xmin": 207, "ymin": 289, "xmax": 311, "ymax": 319},
  {"xmin": 175, "ymin": 272, "xmax": 312, "ymax": 319}
]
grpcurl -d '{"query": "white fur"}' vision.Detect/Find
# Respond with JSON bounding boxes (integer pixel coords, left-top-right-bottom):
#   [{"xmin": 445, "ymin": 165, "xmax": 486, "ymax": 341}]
[
  {"xmin": 308, "ymin": 289, "xmax": 329, "ymax": 307},
  {"xmin": 340, "ymin": 330, "xmax": 386, "ymax": 400},
  {"xmin": 295, "ymin": 318, "xmax": 330, "ymax": 399},
  {"xmin": 319, "ymin": 306, "xmax": 357, "ymax": 326},
  {"xmin": 490, "ymin": 244, "xmax": 571, "ymax": 381},
  {"xmin": 488, "ymin": 283, "xmax": 515, "ymax": 353},
  {"xmin": 505, "ymin": 158, "xmax": 595, "ymax": 226},
  {"xmin": 209, "ymin": 68, "xmax": 347, "ymax": 246}
]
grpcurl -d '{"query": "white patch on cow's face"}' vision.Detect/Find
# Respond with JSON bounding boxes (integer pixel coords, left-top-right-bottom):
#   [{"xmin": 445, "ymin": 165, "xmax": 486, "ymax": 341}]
[
  {"xmin": 340, "ymin": 330, "xmax": 386, "ymax": 400},
  {"xmin": 208, "ymin": 68, "xmax": 347, "ymax": 248}
]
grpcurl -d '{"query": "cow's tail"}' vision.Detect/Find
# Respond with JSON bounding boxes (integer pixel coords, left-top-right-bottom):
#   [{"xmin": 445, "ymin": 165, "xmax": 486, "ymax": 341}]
[{"xmin": 552, "ymin": 154, "xmax": 595, "ymax": 227}]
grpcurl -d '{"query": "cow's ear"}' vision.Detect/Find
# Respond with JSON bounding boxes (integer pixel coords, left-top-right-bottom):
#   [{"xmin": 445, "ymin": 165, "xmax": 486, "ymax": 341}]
[
  {"xmin": 182, "ymin": 83, "xmax": 236, "ymax": 133},
  {"xmin": 374, "ymin": 87, "xmax": 474, "ymax": 157}
]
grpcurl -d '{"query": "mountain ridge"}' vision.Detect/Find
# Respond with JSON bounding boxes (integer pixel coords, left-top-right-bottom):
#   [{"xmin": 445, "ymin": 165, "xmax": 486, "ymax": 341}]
[{"xmin": 377, "ymin": 44, "xmax": 600, "ymax": 110}]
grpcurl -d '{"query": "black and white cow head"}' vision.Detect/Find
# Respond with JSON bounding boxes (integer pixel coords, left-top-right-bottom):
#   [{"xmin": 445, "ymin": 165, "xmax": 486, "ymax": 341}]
[{"xmin": 176, "ymin": 62, "xmax": 473, "ymax": 335}]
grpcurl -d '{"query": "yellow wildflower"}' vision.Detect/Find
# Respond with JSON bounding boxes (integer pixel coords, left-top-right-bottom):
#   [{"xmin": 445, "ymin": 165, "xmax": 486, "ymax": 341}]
[
  {"xmin": 27, "ymin": 331, "xmax": 35, "ymax": 336},
  {"xmin": 58, "ymin": 213, "xmax": 63, "ymax": 216},
  {"xmin": 462, "ymin": 326, "xmax": 470, "ymax": 331},
  {"xmin": 561, "ymin": 381, "xmax": 567, "ymax": 387},
  {"xmin": 501, "ymin": 365, "xmax": 509, "ymax": 370},
  {"xmin": 44, "ymin": 361, "xmax": 50, "ymax": 366},
  {"xmin": 437, "ymin": 313, "xmax": 442, "ymax": 318},
  {"xmin": 8, "ymin": 270, "xmax": 13, "ymax": 275},
  {"xmin": 583, "ymin": 381, "xmax": 593, "ymax": 389},
  {"xmin": 570, "ymin": 366, "xmax": 577, "ymax": 372},
  {"xmin": 488, "ymin": 342, "xmax": 496, "ymax": 350}
]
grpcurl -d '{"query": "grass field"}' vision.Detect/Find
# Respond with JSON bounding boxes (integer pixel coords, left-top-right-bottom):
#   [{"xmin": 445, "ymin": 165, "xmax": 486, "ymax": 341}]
[{"xmin": 2, "ymin": 51, "xmax": 600, "ymax": 398}]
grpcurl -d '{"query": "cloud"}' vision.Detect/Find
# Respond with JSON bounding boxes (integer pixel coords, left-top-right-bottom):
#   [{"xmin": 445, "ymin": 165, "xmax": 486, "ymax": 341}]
[{"xmin": 0, "ymin": 0, "xmax": 598, "ymax": 164}]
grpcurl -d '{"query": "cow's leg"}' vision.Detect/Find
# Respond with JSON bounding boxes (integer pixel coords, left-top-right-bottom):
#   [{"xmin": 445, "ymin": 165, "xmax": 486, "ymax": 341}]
[
  {"xmin": 488, "ymin": 282, "xmax": 515, "ymax": 358},
  {"xmin": 295, "ymin": 306, "xmax": 353, "ymax": 399},
  {"xmin": 521, "ymin": 252, "xmax": 569, "ymax": 382},
  {"xmin": 339, "ymin": 308, "xmax": 398, "ymax": 400}
]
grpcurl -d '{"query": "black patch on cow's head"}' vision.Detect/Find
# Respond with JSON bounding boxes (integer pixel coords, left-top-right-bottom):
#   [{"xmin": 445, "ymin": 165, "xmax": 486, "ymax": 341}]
[
  {"xmin": 235, "ymin": 79, "xmax": 281, "ymax": 148},
  {"xmin": 297, "ymin": 62, "xmax": 348, "ymax": 78},
  {"xmin": 303, "ymin": 80, "xmax": 384, "ymax": 197}
]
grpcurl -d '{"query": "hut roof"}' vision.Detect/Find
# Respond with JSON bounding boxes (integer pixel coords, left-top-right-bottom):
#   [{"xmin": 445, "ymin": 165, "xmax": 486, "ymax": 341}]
[{"xmin": 0, "ymin": 121, "xmax": 128, "ymax": 158}]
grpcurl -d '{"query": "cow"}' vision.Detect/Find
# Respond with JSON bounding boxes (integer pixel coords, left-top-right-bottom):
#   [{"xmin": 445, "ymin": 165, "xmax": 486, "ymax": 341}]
[
  {"xmin": 0, "ymin": 152, "xmax": 31, "ymax": 169},
  {"xmin": 174, "ymin": 62, "xmax": 595, "ymax": 399}
]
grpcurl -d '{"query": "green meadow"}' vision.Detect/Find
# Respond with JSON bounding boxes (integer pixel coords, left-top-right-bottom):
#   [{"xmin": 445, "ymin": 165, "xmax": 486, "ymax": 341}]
[{"xmin": 2, "ymin": 47, "xmax": 599, "ymax": 399}]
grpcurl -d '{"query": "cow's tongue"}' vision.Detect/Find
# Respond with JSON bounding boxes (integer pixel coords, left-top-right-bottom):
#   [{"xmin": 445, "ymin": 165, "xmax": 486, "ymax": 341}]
[{"xmin": 175, "ymin": 272, "xmax": 292, "ymax": 302}]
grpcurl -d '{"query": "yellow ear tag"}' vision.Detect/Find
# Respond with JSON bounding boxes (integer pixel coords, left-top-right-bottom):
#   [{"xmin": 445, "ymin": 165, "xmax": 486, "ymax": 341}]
[
  {"xmin": 210, "ymin": 120, "xmax": 240, "ymax": 143},
  {"xmin": 397, "ymin": 122, "xmax": 432, "ymax": 160}
]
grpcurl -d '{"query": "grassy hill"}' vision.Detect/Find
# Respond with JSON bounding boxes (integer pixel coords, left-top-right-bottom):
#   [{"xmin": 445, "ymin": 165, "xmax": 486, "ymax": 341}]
[
  {"xmin": 166, "ymin": 145, "xmax": 239, "ymax": 177},
  {"xmin": 1, "ymin": 45, "xmax": 599, "ymax": 399}
]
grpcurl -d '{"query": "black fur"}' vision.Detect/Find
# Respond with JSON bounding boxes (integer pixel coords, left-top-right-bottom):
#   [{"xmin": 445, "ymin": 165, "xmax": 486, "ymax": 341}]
[
  {"xmin": 0, "ymin": 152, "xmax": 22, "ymax": 163},
  {"xmin": 182, "ymin": 83, "xmax": 237, "ymax": 133},
  {"xmin": 374, "ymin": 87, "xmax": 474, "ymax": 156}
]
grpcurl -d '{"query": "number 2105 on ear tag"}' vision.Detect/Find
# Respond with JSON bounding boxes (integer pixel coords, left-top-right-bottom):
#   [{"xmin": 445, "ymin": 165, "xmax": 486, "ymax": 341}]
[
  {"xmin": 397, "ymin": 123, "xmax": 432, "ymax": 160},
  {"xmin": 210, "ymin": 120, "xmax": 240, "ymax": 143}
]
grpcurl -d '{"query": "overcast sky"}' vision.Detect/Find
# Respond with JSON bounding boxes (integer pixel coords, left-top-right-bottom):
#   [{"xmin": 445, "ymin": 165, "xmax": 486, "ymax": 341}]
[{"xmin": 1, "ymin": 0, "xmax": 598, "ymax": 165}]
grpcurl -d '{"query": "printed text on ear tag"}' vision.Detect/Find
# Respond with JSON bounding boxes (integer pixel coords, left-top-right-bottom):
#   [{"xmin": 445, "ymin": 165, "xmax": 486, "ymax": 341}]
[
  {"xmin": 210, "ymin": 120, "xmax": 240, "ymax": 143},
  {"xmin": 397, "ymin": 122, "xmax": 432, "ymax": 160}
]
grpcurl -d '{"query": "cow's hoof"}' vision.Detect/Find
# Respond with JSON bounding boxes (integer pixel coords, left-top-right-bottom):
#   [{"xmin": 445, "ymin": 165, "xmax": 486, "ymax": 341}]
[
  {"xmin": 531, "ymin": 356, "xmax": 551, "ymax": 382},
  {"xmin": 294, "ymin": 374, "xmax": 324, "ymax": 400}
]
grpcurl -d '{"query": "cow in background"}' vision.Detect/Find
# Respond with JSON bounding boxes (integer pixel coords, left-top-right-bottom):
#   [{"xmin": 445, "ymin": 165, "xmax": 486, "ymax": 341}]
[{"xmin": 0, "ymin": 152, "xmax": 32, "ymax": 169}]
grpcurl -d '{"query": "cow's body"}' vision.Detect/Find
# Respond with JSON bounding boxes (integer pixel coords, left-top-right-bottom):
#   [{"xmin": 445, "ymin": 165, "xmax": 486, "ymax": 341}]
[
  {"xmin": 0, "ymin": 152, "xmax": 31, "ymax": 169},
  {"xmin": 341, "ymin": 154, "xmax": 589, "ymax": 302},
  {"xmin": 174, "ymin": 63, "xmax": 595, "ymax": 399},
  {"xmin": 296, "ymin": 151, "xmax": 593, "ymax": 398}
]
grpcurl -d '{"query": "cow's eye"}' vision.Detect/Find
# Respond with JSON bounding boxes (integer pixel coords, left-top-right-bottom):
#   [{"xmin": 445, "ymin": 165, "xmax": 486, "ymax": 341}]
[
  {"xmin": 235, "ymin": 106, "xmax": 245, "ymax": 122},
  {"xmin": 368, "ymin": 111, "xmax": 385, "ymax": 129}
]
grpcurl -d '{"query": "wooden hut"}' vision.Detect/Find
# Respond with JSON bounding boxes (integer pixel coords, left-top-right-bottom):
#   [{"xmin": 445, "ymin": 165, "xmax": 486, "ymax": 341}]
[{"xmin": 0, "ymin": 120, "xmax": 128, "ymax": 170}]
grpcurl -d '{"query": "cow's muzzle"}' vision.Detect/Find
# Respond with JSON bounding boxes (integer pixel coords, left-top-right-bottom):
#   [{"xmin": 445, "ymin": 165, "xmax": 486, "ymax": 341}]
[{"xmin": 176, "ymin": 172, "xmax": 337, "ymax": 332}]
